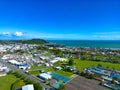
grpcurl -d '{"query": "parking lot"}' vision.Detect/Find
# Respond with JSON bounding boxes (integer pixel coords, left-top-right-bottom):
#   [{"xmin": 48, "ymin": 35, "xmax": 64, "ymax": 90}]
[{"xmin": 65, "ymin": 76, "xmax": 109, "ymax": 90}]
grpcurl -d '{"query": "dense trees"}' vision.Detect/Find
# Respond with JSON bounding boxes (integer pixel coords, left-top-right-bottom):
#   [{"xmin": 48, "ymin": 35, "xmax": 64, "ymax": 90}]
[
  {"xmin": 34, "ymin": 83, "xmax": 42, "ymax": 90},
  {"xmin": 68, "ymin": 58, "xmax": 74, "ymax": 66},
  {"xmin": 11, "ymin": 39, "xmax": 48, "ymax": 44},
  {"xmin": 11, "ymin": 72, "xmax": 42, "ymax": 90},
  {"xmin": 58, "ymin": 84, "xmax": 65, "ymax": 90},
  {"xmin": 80, "ymin": 71, "xmax": 94, "ymax": 79}
]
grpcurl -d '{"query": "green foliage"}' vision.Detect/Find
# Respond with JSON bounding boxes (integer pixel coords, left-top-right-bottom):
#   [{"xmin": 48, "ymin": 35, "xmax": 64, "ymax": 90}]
[
  {"xmin": 33, "ymin": 83, "xmax": 42, "ymax": 90},
  {"xmin": 0, "ymin": 74, "xmax": 18, "ymax": 90},
  {"xmin": 22, "ymin": 39, "xmax": 48, "ymax": 44},
  {"xmin": 28, "ymin": 70, "xmax": 40, "ymax": 75},
  {"xmin": 6, "ymin": 39, "xmax": 47, "ymax": 44},
  {"xmin": 80, "ymin": 71, "xmax": 94, "ymax": 79},
  {"xmin": 13, "ymin": 72, "xmax": 23, "ymax": 78},
  {"xmin": 68, "ymin": 58, "xmax": 74, "ymax": 66},
  {"xmin": 58, "ymin": 84, "xmax": 65, "ymax": 90},
  {"xmin": 97, "ymin": 64, "xmax": 102, "ymax": 67},
  {"xmin": 11, "ymin": 80, "xmax": 25, "ymax": 90},
  {"xmin": 7, "ymin": 70, "xmax": 13, "ymax": 74},
  {"xmin": 72, "ymin": 59, "xmax": 120, "ymax": 71}
]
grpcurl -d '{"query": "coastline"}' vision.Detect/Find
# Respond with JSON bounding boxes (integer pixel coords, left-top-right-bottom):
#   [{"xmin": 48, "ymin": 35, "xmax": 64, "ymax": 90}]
[{"xmin": 48, "ymin": 40, "xmax": 120, "ymax": 49}]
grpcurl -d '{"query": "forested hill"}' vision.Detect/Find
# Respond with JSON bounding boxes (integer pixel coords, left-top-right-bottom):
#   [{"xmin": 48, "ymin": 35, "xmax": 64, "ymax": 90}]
[{"xmin": 0, "ymin": 39, "xmax": 48, "ymax": 44}]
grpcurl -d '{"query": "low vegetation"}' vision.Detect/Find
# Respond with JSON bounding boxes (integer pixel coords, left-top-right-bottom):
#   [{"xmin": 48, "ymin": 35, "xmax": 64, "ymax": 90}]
[
  {"xmin": 0, "ymin": 71, "xmax": 42, "ymax": 90},
  {"xmin": 0, "ymin": 74, "xmax": 19, "ymax": 90},
  {"xmin": 73, "ymin": 59, "xmax": 120, "ymax": 70},
  {"xmin": 30, "ymin": 65, "xmax": 73, "ymax": 77}
]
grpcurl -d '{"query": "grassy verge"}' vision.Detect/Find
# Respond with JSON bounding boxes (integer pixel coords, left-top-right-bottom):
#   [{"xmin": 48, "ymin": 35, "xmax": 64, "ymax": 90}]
[{"xmin": 29, "ymin": 70, "xmax": 40, "ymax": 75}]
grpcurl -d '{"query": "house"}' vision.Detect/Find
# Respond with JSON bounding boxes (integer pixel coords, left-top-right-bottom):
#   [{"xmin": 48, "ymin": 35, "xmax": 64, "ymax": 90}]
[
  {"xmin": 50, "ymin": 57, "xmax": 67, "ymax": 64},
  {"xmin": 8, "ymin": 60, "xmax": 21, "ymax": 66},
  {"xmin": 55, "ymin": 66, "xmax": 62, "ymax": 70},
  {"xmin": 0, "ymin": 66, "xmax": 9, "ymax": 76},
  {"xmin": 45, "ymin": 63, "xmax": 50, "ymax": 67},
  {"xmin": 22, "ymin": 84, "xmax": 34, "ymax": 90}
]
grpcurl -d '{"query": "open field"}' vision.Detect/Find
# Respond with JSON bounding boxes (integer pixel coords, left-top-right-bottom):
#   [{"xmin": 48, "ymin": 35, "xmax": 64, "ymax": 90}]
[
  {"xmin": 42, "ymin": 53, "xmax": 51, "ymax": 56},
  {"xmin": 30, "ymin": 59, "xmax": 120, "ymax": 77},
  {"xmin": 30, "ymin": 65, "xmax": 73, "ymax": 77},
  {"xmin": 29, "ymin": 70, "xmax": 40, "ymax": 75},
  {"xmin": 73, "ymin": 59, "xmax": 120, "ymax": 70},
  {"xmin": 66, "ymin": 76, "xmax": 109, "ymax": 90},
  {"xmin": 0, "ymin": 74, "xmax": 25, "ymax": 90}
]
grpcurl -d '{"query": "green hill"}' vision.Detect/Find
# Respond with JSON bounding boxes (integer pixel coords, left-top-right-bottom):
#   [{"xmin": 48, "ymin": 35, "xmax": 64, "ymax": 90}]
[{"xmin": 0, "ymin": 39, "xmax": 48, "ymax": 44}]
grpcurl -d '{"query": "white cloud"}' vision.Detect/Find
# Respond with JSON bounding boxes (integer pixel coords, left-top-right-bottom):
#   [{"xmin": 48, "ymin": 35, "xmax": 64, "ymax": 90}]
[
  {"xmin": 2, "ymin": 32, "xmax": 11, "ymax": 35},
  {"xmin": 93, "ymin": 31, "xmax": 120, "ymax": 40},
  {"xmin": 14, "ymin": 31, "xmax": 23, "ymax": 36},
  {"xmin": 94, "ymin": 32, "xmax": 120, "ymax": 35},
  {"xmin": 32, "ymin": 33, "xmax": 90, "ymax": 40}
]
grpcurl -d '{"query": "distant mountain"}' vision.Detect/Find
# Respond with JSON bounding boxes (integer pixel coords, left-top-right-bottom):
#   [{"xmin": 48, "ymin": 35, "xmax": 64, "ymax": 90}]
[{"xmin": 0, "ymin": 39, "xmax": 48, "ymax": 44}]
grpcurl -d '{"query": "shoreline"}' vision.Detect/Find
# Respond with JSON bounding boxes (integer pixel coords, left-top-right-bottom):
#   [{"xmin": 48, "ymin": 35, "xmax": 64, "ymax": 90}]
[{"xmin": 48, "ymin": 40, "xmax": 120, "ymax": 50}]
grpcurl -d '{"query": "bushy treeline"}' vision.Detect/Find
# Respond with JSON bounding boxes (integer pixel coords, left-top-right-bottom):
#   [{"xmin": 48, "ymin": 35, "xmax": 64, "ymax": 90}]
[{"xmin": 8, "ymin": 71, "xmax": 42, "ymax": 90}]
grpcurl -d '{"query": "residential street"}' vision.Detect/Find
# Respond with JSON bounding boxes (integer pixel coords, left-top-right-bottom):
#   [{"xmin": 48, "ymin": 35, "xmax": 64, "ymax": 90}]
[{"xmin": 0, "ymin": 56, "xmax": 55, "ymax": 90}]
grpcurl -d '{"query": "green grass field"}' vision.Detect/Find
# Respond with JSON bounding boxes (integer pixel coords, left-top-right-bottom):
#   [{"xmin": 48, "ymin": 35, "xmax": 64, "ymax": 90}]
[
  {"xmin": 29, "ymin": 70, "xmax": 40, "ymax": 75},
  {"xmin": 30, "ymin": 65, "xmax": 73, "ymax": 77},
  {"xmin": 0, "ymin": 74, "xmax": 25, "ymax": 90},
  {"xmin": 42, "ymin": 53, "xmax": 51, "ymax": 56},
  {"xmin": 46, "ymin": 68, "xmax": 73, "ymax": 77},
  {"xmin": 73, "ymin": 59, "xmax": 120, "ymax": 70},
  {"xmin": 30, "ymin": 59, "xmax": 120, "ymax": 77}
]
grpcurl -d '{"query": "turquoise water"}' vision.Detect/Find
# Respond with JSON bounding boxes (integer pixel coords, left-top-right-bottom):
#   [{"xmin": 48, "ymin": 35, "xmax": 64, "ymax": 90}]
[{"xmin": 48, "ymin": 40, "xmax": 120, "ymax": 49}]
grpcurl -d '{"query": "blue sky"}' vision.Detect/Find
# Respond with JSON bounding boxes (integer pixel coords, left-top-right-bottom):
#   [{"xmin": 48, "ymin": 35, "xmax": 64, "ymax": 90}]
[{"xmin": 0, "ymin": 0, "xmax": 120, "ymax": 40}]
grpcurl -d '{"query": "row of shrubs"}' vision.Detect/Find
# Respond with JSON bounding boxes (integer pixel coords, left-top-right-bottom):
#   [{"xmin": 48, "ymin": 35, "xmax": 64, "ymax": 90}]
[{"xmin": 8, "ymin": 71, "xmax": 42, "ymax": 90}]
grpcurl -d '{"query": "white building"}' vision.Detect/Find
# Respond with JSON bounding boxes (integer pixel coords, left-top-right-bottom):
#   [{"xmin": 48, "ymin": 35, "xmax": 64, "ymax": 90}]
[
  {"xmin": 55, "ymin": 66, "xmax": 62, "ymax": 70},
  {"xmin": 50, "ymin": 57, "xmax": 67, "ymax": 64},
  {"xmin": 39, "ymin": 73, "xmax": 52, "ymax": 80},
  {"xmin": 8, "ymin": 60, "xmax": 21, "ymax": 65},
  {"xmin": 22, "ymin": 84, "xmax": 34, "ymax": 90}
]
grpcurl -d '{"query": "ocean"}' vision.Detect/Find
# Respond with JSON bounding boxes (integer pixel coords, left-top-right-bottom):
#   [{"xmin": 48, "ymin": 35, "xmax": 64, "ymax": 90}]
[{"xmin": 48, "ymin": 40, "xmax": 120, "ymax": 49}]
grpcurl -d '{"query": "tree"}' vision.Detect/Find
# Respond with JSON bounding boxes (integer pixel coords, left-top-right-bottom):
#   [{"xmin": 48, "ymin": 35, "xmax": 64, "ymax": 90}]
[
  {"xmin": 97, "ymin": 64, "xmax": 102, "ymax": 67},
  {"xmin": 68, "ymin": 58, "xmax": 74, "ymax": 66},
  {"xmin": 7, "ymin": 70, "xmax": 13, "ymax": 74},
  {"xmin": 111, "ymin": 77, "xmax": 119, "ymax": 85},
  {"xmin": 86, "ymin": 73, "xmax": 94, "ymax": 79},
  {"xmin": 58, "ymin": 84, "xmax": 65, "ymax": 90},
  {"xmin": 33, "ymin": 83, "xmax": 42, "ymax": 90}
]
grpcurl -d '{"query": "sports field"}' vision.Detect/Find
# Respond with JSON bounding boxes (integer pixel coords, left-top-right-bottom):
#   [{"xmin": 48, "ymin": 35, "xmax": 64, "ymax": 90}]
[
  {"xmin": 73, "ymin": 59, "xmax": 120, "ymax": 70},
  {"xmin": 0, "ymin": 74, "xmax": 25, "ymax": 90}
]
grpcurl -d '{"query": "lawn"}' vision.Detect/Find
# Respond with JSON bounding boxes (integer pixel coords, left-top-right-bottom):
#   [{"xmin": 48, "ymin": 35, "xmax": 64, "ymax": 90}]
[
  {"xmin": 11, "ymin": 80, "xmax": 25, "ymax": 90},
  {"xmin": 73, "ymin": 59, "xmax": 120, "ymax": 70},
  {"xmin": 29, "ymin": 70, "xmax": 40, "ymax": 75},
  {"xmin": 30, "ymin": 59, "xmax": 120, "ymax": 77},
  {"xmin": 42, "ymin": 53, "xmax": 51, "ymax": 56},
  {"xmin": 46, "ymin": 68, "xmax": 73, "ymax": 77},
  {"xmin": 30, "ymin": 65, "xmax": 73, "ymax": 77},
  {"xmin": 0, "ymin": 74, "xmax": 25, "ymax": 90},
  {"xmin": 31, "ymin": 65, "xmax": 45, "ymax": 69}
]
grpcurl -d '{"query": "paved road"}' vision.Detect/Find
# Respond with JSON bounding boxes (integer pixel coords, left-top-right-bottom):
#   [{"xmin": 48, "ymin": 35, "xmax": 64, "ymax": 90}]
[
  {"xmin": 0, "ymin": 56, "xmax": 55, "ymax": 90},
  {"xmin": 0, "ymin": 48, "xmax": 55, "ymax": 90}
]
